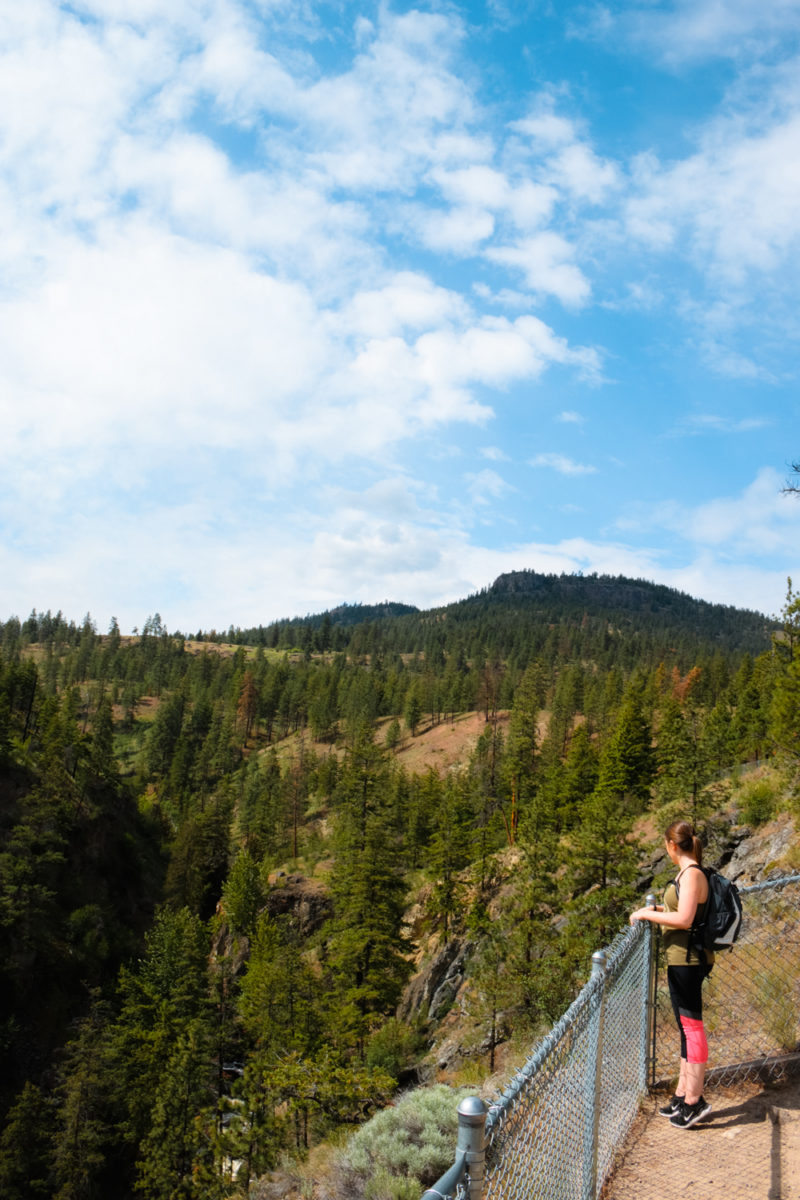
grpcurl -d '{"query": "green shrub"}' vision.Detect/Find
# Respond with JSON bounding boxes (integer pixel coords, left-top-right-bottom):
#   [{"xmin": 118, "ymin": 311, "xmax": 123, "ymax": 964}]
[
  {"xmin": 337, "ymin": 1084, "xmax": 476, "ymax": 1199},
  {"xmin": 752, "ymin": 966, "xmax": 799, "ymax": 1051},
  {"xmin": 365, "ymin": 1018, "xmax": 425, "ymax": 1079},
  {"xmin": 739, "ymin": 779, "xmax": 777, "ymax": 827},
  {"xmin": 364, "ymin": 1168, "xmax": 421, "ymax": 1200}
]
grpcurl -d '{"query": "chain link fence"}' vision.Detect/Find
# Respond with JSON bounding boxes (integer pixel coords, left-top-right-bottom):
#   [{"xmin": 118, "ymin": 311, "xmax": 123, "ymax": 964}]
[
  {"xmin": 422, "ymin": 873, "xmax": 800, "ymax": 1200},
  {"xmin": 653, "ymin": 874, "xmax": 800, "ymax": 1088}
]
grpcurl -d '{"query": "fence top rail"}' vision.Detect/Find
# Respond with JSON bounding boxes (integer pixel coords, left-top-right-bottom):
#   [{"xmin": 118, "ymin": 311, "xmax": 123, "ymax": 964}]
[{"xmin": 739, "ymin": 872, "xmax": 800, "ymax": 895}]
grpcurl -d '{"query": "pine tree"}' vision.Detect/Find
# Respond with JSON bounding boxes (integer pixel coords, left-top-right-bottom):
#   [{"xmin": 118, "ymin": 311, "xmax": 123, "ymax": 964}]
[
  {"xmin": 701, "ymin": 697, "xmax": 735, "ymax": 775},
  {"xmin": 558, "ymin": 723, "xmax": 599, "ymax": 827},
  {"xmin": 90, "ymin": 694, "xmax": 117, "ymax": 782},
  {"xmin": 655, "ymin": 693, "xmax": 710, "ymax": 819},
  {"xmin": 597, "ymin": 682, "xmax": 655, "ymax": 814},
  {"xmin": 238, "ymin": 915, "xmax": 321, "ymax": 1057},
  {"xmin": 236, "ymin": 670, "xmax": 259, "ymax": 743},
  {"xmin": 51, "ymin": 1000, "xmax": 114, "ymax": 1200},
  {"xmin": 0, "ymin": 1082, "xmax": 54, "ymax": 1200},
  {"xmin": 110, "ymin": 907, "xmax": 209, "ymax": 1157},
  {"xmin": 134, "ymin": 1021, "xmax": 213, "ymax": 1200},
  {"xmin": 326, "ymin": 729, "xmax": 412, "ymax": 1054},
  {"xmin": 503, "ymin": 663, "xmax": 541, "ymax": 845},
  {"xmin": 220, "ymin": 849, "xmax": 264, "ymax": 940},
  {"xmin": 426, "ymin": 776, "xmax": 472, "ymax": 943},
  {"xmin": 403, "ymin": 680, "xmax": 424, "ymax": 737}
]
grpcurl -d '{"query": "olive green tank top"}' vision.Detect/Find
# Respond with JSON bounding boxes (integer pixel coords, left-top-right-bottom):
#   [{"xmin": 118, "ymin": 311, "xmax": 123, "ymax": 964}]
[{"xmin": 662, "ymin": 870, "xmax": 715, "ymax": 967}]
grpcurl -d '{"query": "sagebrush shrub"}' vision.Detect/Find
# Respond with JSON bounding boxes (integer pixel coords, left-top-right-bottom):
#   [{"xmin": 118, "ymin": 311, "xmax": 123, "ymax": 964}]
[{"xmin": 335, "ymin": 1084, "xmax": 476, "ymax": 1199}]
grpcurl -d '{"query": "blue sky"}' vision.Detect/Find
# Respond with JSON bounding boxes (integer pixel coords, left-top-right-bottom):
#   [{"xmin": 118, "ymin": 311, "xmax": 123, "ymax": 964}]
[{"xmin": 1, "ymin": 0, "xmax": 799, "ymax": 634}]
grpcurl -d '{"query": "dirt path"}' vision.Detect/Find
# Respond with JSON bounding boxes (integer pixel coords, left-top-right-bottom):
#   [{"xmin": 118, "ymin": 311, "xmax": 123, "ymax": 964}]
[{"xmin": 602, "ymin": 1077, "xmax": 800, "ymax": 1200}]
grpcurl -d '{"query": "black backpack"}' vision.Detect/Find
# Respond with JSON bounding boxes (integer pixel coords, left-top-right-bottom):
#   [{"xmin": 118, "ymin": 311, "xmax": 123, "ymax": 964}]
[{"xmin": 679, "ymin": 864, "xmax": 743, "ymax": 959}]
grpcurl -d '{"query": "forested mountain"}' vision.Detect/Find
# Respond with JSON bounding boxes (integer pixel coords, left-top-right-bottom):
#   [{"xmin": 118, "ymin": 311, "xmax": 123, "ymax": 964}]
[
  {"xmin": 0, "ymin": 572, "xmax": 796, "ymax": 1199},
  {"xmin": 201, "ymin": 570, "xmax": 772, "ymax": 665}
]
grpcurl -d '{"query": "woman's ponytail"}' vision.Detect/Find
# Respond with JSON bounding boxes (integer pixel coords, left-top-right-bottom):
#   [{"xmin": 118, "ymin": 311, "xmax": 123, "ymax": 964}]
[{"xmin": 665, "ymin": 820, "xmax": 703, "ymax": 863}]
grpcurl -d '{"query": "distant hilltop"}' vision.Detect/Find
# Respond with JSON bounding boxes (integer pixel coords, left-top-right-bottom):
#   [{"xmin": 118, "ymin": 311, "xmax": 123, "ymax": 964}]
[
  {"xmin": 186, "ymin": 568, "xmax": 775, "ymax": 662},
  {"xmin": 484, "ymin": 569, "xmax": 767, "ymax": 618}
]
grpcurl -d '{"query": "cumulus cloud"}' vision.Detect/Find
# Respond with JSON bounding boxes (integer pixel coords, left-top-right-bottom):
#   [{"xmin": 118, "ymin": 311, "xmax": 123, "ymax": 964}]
[
  {"xmin": 622, "ymin": 0, "xmax": 800, "ymax": 65},
  {"xmin": 617, "ymin": 468, "xmax": 800, "ymax": 558},
  {"xmin": 487, "ymin": 233, "xmax": 591, "ymax": 305},
  {"xmin": 631, "ymin": 115, "xmax": 800, "ymax": 271}
]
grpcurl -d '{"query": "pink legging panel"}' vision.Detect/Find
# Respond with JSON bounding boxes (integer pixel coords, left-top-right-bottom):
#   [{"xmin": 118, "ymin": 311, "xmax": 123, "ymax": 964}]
[{"xmin": 679, "ymin": 1014, "xmax": 708, "ymax": 1064}]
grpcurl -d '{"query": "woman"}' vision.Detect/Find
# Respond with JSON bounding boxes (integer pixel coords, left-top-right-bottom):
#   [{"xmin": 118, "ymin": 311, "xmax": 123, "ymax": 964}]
[{"xmin": 630, "ymin": 820, "xmax": 714, "ymax": 1129}]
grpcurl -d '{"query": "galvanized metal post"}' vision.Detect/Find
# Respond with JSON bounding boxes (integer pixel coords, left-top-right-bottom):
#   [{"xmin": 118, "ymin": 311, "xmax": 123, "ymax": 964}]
[
  {"xmin": 457, "ymin": 1095, "xmax": 487, "ymax": 1200},
  {"xmin": 583, "ymin": 949, "xmax": 607, "ymax": 1200},
  {"xmin": 421, "ymin": 1096, "xmax": 487, "ymax": 1200},
  {"xmin": 644, "ymin": 891, "xmax": 659, "ymax": 1090}
]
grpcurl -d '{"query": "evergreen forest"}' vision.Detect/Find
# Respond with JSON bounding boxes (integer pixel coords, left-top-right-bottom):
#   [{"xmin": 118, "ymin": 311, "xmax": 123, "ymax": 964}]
[{"xmin": 1, "ymin": 570, "xmax": 799, "ymax": 1199}]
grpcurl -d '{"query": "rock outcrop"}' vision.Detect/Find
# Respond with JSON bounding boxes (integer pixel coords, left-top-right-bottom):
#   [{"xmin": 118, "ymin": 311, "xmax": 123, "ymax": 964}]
[
  {"xmin": 397, "ymin": 937, "xmax": 473, "ymax": 1026},
  {"xmin": 265, "ymin": 873, "xmax": 332, "ymax": 937}
]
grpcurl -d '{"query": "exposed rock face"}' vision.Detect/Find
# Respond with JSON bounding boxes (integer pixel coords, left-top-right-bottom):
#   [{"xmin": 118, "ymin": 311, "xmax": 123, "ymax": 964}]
[
  {"xmin": 397, "ymin": 937, "xmax": 472, "ymax": 1026},
  {"xmin": 265, "ymin": 873, "xmax": 332, "ymax": 937},
  {"xmin": 722, "ymin": 813, "xmax": 797, "ymax": 884},
  {"xmin": 634, "ymin": 816, "xmax": 781, "ymax": 895}
]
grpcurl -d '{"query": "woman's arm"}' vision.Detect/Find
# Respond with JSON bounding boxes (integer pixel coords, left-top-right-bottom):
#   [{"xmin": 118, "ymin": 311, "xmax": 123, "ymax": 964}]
[{"xmin": 629, "ymin": 867, "xmax": 705, "ymax": 929}]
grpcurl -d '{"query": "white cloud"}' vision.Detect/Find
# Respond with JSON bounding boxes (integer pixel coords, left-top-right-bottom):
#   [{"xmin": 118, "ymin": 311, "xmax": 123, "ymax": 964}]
[
  {"xmin": 626, "ymin": 110, "xmax": 800, "ymax": 284},
  {"xmin": 701, "ymin": 343, "xmax": 774, "ymax": 381},
  {"xmin": 618, "ymin": 468, "xmax": 800, "ymax": 559},
  {"xmin": 414, "ymin": 205, "xmax": 496, "ymax": 254},
  {"xmin": 430, "ymin": 164, "xmax": 557, "ymax": 229},
  {"xmin": 512, "ymin": 111, "xmax": 577, "ymax": 149},
  {"xmin": 512, "ymin": 105, "xmax": 619, "ymax": 203},
  {"xmin": 299, "ymin": 10, "xmax": 474, "ymax": 192},
  {"xmin": 529, "ymin": 453, "xmax": 597, "ymax": 475},
  {"xmin": 465, "ymin": 468, "xmax": 514, "ymax": 506},
  {"xmin": 543, "ymin": 142, "xmax": 619, "ymax": 204},
  {"xmin": 623, "ymin": 0, "xmax": 800, "ymax": 65},
  {"xmin": 683, "ymin": 413, "xmax": 771, "ymax": 433},
  {"xmin": 339, "ymin": 272, "xmax": 469, "ymax": 339},
  {"xmin": 2, "ymin": 460, "xmax": 793, "ymax": 633},
  {"xmin": 487, "ymin": 233, "xmax": 591, "ymax": 305}
]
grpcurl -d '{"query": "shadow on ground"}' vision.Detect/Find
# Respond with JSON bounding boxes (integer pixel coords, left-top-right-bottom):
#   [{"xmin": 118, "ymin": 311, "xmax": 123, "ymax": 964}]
[{"xmin": 602, "ymin": 1076, "xmax": 800, "ymax": 1200}]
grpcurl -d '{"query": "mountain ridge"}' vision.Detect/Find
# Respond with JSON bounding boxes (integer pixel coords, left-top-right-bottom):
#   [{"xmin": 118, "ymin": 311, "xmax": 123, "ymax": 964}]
[{"xmin": 210, "ymin": 568, "xmax": 774, "ymax": 643}]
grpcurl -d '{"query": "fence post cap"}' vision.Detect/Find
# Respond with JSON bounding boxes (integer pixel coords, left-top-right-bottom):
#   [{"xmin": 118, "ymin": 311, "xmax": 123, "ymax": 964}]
[
  {"xmin": 457, "ymin": 1095, "xmax": 488, "ymax": 1122},
  {"xmin": 591, "ymin": 949, "xmax": 607, "ymax": 971}
]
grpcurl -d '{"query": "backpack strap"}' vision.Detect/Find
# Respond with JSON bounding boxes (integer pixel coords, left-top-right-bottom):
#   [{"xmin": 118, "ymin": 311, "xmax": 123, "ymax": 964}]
[
  {"xmin": 673, "ymin": 861, "xmax": 704, "ymax": 896},
  {"xmin": 673, "ymin": 864, "xmax": 708, "ymax": 964}
]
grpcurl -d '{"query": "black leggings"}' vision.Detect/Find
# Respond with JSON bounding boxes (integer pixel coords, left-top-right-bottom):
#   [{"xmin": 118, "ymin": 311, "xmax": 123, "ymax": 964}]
[{"xmin": 667, "ymin": 964, "xmax": 712, "ymax": 1064}]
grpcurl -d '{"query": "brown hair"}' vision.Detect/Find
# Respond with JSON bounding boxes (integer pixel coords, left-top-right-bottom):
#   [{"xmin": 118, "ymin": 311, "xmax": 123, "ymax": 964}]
[{"xmin": 665, "ymin": 820, "xmax": 703, "ymax": 864}]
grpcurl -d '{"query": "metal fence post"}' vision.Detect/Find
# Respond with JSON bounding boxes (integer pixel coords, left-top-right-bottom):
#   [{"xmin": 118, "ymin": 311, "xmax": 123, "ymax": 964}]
[
  {"xmin": 457, "ymin": 1095, "xmax": 487, "ymax": 1200},
  {"xmin": 421, "ymin": 1096, "xmax": 486, "ymax": 1200},
  {"xmin": 583, "ymin": 949, "xmax": 607, "ymax": 1200},
  {"xmin": 644, "ymin": 892, "xmax": 658, "ymax": 1091}
]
